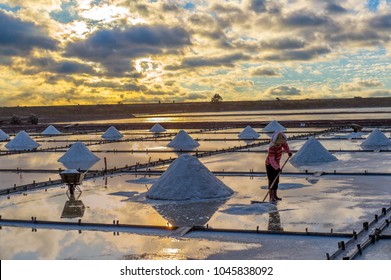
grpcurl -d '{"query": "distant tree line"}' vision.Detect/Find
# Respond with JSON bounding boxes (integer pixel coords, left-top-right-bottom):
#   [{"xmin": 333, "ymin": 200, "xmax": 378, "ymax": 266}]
[
  {"xmin": 8, "ymin": 114, "xmax": 39, "ymax": 125},
  {"xmin": 211, "ymin": 94, "xmax": 223, "ymax": 103}
]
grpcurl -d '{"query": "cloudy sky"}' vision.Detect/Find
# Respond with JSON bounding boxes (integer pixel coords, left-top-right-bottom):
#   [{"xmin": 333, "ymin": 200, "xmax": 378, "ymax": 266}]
[{"xmin": 0, "ymin": 0, "xmax": 391, "ymax": 106}]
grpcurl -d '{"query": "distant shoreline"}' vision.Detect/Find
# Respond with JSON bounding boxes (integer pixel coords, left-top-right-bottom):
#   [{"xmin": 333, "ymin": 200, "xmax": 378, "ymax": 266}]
[
  {"xmin": 1, "ymin": 97, "xmax": 391, "ymax": 123},
  {"xmin": 0, "ymin": 97, "xmax": 390, "ymax": 133}
]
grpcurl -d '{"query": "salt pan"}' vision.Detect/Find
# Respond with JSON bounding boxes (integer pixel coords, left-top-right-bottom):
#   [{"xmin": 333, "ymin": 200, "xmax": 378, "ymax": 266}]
[
  {"xmin": 146, "ymin": 154, "xmax": 234, "ymax": 200},
  {"xmin": 290, "ymin": 137, "xmax": 338, "ymax": 166},
  {"xmin": 167, "ymin": 129, "xmax": 199, "ymax": 149}
]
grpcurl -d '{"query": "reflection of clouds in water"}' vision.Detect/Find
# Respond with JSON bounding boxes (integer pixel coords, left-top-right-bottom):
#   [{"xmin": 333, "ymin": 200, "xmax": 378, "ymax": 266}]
[
  {"xmin": 220, "ymin": 203, "xmax": 277, "ymax": 215},
  {"xmin": 268, "ymin": 211, "xmax": 283, "ymax": 231},
  {"xmin": 109, "ymin": 191, "xmax": 139, "ymax": 198},
  {"xmin": 126, "ymin": 177, "xmax": 158, "ymax": 184},
  {"xmin": 0, "ymin": 153, "xmax": 63, "ymax": 169},
  {"xmin": 295, "ymin": 152, "xmax": 391, "ymax": 173},
  {"xmin": 151, "ymin": 199, "xmax": 227, "ymax": 227},
  {"xmin": 0, "ymin": 227, "xmax": 262, "ymax": 260},
  {"xmin": 260, "ymin": 183, "xmax": 309, "ymax": 190}
]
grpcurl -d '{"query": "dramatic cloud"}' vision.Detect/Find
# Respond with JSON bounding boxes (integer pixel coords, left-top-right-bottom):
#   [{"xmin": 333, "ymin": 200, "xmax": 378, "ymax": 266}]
[
  {"xmin": 339, "ymin": 79, "xmax": 384, "ymax": 92},
  {"xmin": 169, "ymin": 53, "xmax": 250, "ymax": 69},
  {"xmin": 0, "ymin": 10, "xmax": 57, "ymax": 58},
  {"xmin": 370, "ymin": 13, "xmax": 391, "ymax": 29},
  {"xmin": 65, "ymin": 25, "xmax": 191, "ymax": 74},
  {"xmin": 265, "ymin": 86, "xmax": 302, "ymax": 98},
  {"xmin": 282, "ymin": 10, "xmax": 330, "ymax": 27},
  {"xmin": 263, "ymin": 46, "xmax": 331, "ymax": 61},
  {"xmin": 250, "ymin": 66, "xmax": 282, "ymax": 77},
  {"xmin": 0, "ymin": 0, "xmax": 391, "ymax": 106}
]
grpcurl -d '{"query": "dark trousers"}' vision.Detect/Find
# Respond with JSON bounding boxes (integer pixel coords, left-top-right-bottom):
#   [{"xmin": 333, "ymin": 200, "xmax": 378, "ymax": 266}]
[{"xmin": 266, "ymin": 164, "xmax": 279, "ymax": 190}]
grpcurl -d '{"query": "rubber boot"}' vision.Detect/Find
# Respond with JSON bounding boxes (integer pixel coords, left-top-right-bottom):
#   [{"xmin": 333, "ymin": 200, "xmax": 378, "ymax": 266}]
[
  {"xmin": 269, "ymin": 190, "xmax": 277, "ymax": 203},
  {"xmin": 275, "ymin": 189, "xmax": 282, "ymax": 201}
]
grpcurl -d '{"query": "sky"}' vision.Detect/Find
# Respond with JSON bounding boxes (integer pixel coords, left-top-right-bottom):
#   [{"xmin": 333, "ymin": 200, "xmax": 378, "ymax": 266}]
[{"xmin": 0, "ymin": 0, "xmax": 391, "ymax": 106}]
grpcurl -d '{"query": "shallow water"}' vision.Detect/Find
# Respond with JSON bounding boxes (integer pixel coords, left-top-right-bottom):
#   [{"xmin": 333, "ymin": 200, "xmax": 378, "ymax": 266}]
[{"xmin": 1, "ymin": 116, "xmax": 390, "ymax": 260}]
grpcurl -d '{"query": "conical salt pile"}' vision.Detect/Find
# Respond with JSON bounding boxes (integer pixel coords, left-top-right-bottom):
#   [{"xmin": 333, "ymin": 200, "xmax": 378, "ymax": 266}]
[
  {"xmin": 42, "ymin": 125, "xmax": 62, "ymax": 135},
  {"xmin": 58, "ymin": 141, "xmax": 100, "ymax": 170},
  {"xmin": 5, "ymin": 130, "xmax": 40, "ymax": 151},
  {"xmin": 146, "ymin": 154, "xmax": 234, "ymax": 200},
  {"xmin": 361, "ymin": 128, "xmax": 391, "ymax": 147},
  {"xmin": 167, "ymin": 129, "xmax": 199, "ymax": 149},
  {"xmin": 238, "ymin": 125, "xmax": 260, "ymax": 139},
  {"xmin": 102, "ymin": 126, "xmax": 123, "ymax": 140},
  {"xmin": 290, "ymin": 137, "xmax": 337, "ymax": 166},
  {"xmin": 0, "ymin": 129, "xmax": 10, "ymax": 141},
  {"xmin": 263, "ymin": 120, "xmax": 286, "ymax": 133},
  {"xmin": 150, "ymin": 123, "xmax": 166, "ymax": 133}
]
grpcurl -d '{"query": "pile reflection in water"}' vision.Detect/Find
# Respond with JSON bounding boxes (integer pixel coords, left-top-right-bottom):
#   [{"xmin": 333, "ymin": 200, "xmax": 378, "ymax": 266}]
[
  {"xmin": 152, "ymin": 199, "xmax": 227, "ymax": 227},
  {"xmin": 61, "ymin": 192, "xmax": 85, "ymax": 219}
]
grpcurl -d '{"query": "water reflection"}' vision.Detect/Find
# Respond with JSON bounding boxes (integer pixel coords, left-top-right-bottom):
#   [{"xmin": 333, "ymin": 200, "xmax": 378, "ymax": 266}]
[
  {"xmin": 268, "ymin": 211, "xmax": 283, "ymax": 231},
  {"xmin": 61, "ymin": 192, "xmax": 85, "ymax": 219},
  {"xmin": 151, "ymin": 199, "xmax": 226, "ymax": 227}
]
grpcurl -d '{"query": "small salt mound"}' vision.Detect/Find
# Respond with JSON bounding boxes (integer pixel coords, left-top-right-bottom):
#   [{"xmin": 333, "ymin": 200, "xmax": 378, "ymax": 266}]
[
  {"xmin": 263, "ymin": 120, "xmax": 286, "ymax": 133},
  {"xmin": 167, "ymin": 129, "xmax": 199, "ymax": 149},
  {"xmin": 42, "ymin": 125, "xmax": 62, "ymax": 135},
  {"xmin": 361, "ymin": 128, "xmax": 391, "ymax": 147},
  {"xmin": 238, "ymin": 125, "xmax": 260, "ymax": 139},
  {"xmin": 0, "ymin": 129, "xmax": 10, "ymax": 141},
  {"xmin": 146, "ymin": 154, "xmax": 233, "ymax": 200},
  {"xmin": 58, "ymin": 141, "xmax": 100, "ymax": 170},
  {"xmin": 150, "ymin": 123, "xmax": 166, "ymax": 133},
  {"xmin": 102, "ymin": 126, "xmax": 123, "ymax": 140},
  {"xmin": 5, "ymin": 130, "xmax": 40, "ymax": 151},
  {"xmin": 290, "ymin": 137, "xmax": 338, "ymax": 166}
]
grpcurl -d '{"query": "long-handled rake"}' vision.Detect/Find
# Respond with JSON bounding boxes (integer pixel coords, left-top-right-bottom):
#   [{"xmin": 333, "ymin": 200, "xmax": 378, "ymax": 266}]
[{"xmin": 251, "ymin": 155, "xmax": 291, "ymax": 204}]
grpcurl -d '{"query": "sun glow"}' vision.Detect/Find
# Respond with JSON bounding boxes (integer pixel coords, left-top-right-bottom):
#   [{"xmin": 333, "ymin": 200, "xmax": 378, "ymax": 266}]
[{"xmin": 135, "ymin": 58, "xmax": 164, "ymax": 81}]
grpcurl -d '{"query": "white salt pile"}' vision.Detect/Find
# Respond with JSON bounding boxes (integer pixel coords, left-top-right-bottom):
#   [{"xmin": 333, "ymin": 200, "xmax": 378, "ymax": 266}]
[
  {"xmin": 58, "ymin": 141, "xmax": 100, "ymax": 170},
  {"xmin": 42, "ymin": 125, "xmax": 62, "ymax": 135},
  {"xmin": 102, "ymin": 126, "xmax": 123, "ymax": 140},
  {"xmin": 263, "ymin": 120, "xmax": 286, "ymax": 133},
  {"xmin": 167, "ymin": 129, "xmax": 199, "ymax": 149},
  {"xmin": 5, "ymin": 130, "xmax": 40, "ymax": 151},
  {"xmin": 146, "ymin": 154, "xmax": 234, "ymax": 200},
  {"xmin": 0, "ymin": 129, "xmax": 10, "ymax": 141},
  {"xmin": 150, "ymin": 123, "xmax": 166, "ymax": 133},
  {"xmin": 238, "ymin": 125, "xmax": 260, "ymax": 139},
  {"xmin": 361, "ymin": 128, "xmax": 391, "ymax": 147},
  {"xmin": 290, "ymin": 137, "xmax": 338, "ymax": 166}
]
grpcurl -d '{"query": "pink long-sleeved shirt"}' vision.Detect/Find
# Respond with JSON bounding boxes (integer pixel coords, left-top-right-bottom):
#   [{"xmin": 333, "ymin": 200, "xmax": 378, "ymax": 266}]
[{"xmin": 265, "ymin": 142, "xmax": 291, "ymax": 170}]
